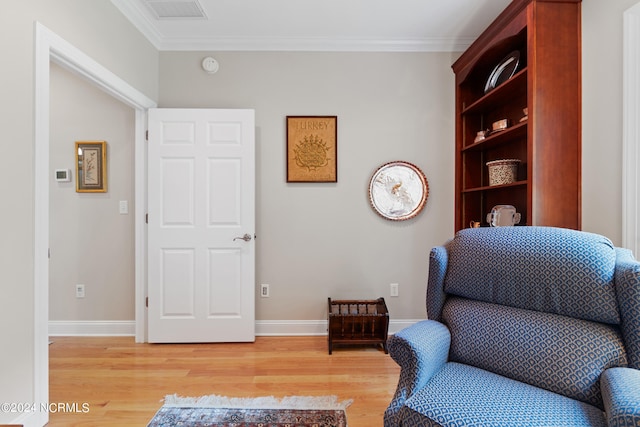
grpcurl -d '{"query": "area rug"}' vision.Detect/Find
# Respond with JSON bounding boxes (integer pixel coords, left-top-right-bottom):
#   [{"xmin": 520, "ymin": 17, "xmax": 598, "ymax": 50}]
[{"xmin": 147, "ymin": 394, "xmax": 352, "ymax": 427}]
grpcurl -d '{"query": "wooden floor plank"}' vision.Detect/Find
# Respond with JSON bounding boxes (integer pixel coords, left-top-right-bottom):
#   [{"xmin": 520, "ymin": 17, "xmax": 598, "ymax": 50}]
[{"xmin": 48, "ymin": 336, "xmax": 399, "ymax": 426}]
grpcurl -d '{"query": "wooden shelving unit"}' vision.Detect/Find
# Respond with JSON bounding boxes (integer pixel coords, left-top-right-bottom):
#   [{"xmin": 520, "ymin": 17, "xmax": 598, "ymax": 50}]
[{"xmin": 452, "ymin": 0, "xmax": 582, "ymax": 232}]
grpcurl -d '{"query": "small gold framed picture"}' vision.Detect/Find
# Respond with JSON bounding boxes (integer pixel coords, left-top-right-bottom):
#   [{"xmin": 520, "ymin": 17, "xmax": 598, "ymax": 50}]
[{"xmin": 76, "ymin": 141, "xmax": 107, "ymax": 193}]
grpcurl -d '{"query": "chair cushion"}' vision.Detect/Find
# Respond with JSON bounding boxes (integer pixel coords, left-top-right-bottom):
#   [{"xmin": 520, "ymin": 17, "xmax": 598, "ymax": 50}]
[
  {"xmin": 443, "ymin": 227, "xmax": 619, "ymax": 324},
  {"xmin": 400, "ymin": 362, "xmax": 606, "ymax": 427},
  {"xmin": 443, "ymin": 297, "xmax": 628, "ymax": 408}
]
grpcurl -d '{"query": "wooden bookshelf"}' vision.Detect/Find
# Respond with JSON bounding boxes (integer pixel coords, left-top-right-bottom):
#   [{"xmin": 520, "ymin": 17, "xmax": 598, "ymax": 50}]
[{"xmin": 452, "ymin": 0, "xmax": 582, "ymax": 231}]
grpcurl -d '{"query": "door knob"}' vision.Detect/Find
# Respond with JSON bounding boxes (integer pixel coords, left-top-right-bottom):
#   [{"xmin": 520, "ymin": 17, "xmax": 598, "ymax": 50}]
[{"xmin": 233, "ymin": 233, "xmax": 252, "ymax": 242}]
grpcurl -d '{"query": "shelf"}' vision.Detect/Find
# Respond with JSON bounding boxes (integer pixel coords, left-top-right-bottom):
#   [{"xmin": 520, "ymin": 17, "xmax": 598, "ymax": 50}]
[
  {"xmin": 462, "ymin": 68, "xmax": 527, "ymax": 114},
  {"xmin": 463, "ymin": 180, "xmax": 527, "ymax": 193},
  {"xmin": 463, "ymin": 121, "xmax": 527, "ymax": 152}
]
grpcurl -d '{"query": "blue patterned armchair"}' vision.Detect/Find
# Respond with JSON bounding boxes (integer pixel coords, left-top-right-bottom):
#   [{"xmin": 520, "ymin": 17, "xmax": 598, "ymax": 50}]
[{"xmin": 385, "ymin": 227, "xmax": 640, "ymax": 427}]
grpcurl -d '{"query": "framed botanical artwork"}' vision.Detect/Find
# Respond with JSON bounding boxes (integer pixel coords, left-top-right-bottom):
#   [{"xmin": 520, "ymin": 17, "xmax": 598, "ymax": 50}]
[
  {"xmin": 76, "ymin": 141, "xmax": 107, "ymax": 193},
  {"xmin": 286, "ymin": 116, "xmax": 337, "ymax": 182}
]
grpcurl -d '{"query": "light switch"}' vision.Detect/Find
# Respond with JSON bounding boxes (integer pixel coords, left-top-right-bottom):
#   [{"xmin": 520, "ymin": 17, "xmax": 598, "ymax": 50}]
[{"xmin": 119, "ymin": 200, "xmax": 129, "ymax": 215}]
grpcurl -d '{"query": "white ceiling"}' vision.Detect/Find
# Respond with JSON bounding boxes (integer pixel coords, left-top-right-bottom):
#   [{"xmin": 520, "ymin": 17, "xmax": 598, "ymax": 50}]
[{"xmin": 111, "ymin": 0, "xmax": 512, "ymax": 52}]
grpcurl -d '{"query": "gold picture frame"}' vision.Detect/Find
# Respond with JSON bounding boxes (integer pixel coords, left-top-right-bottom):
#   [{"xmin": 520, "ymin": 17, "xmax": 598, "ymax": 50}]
[
  {"xmin": 286, "ymin": 116, "xmax": 337, "ymax": 182},
  {"xmin": 76, "ymin": 141, "xmax": 107, "ymax": 193}
]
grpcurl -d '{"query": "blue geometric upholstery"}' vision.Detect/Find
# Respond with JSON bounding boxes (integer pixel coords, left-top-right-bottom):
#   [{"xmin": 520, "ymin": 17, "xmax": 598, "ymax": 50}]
[
  {"xmin": 614, "ymin": 248, "xmax": 640, "ymax": 369},
  {"xmin": 384, "ymin": 320, "xmax": 450, "ymax": 427},
  {"xmin": 426, "ymin": 245, "xmax": 448, "ymax": 322},
  {"xmin": 442, "ymin": 227, "xmax": 619, "ymax": 324},
  {"xmin": 601, "ymin": 367, "xmax": 640, "ymax": 426},
  {"xmin": 386, "ymin": 227, "xmax": 640, "ymax": 427},
  {"xmin": 400, "ymin": 362, "xmax": 607, "ymax": 427},
  {"xmin": 443, "ymin": 297, "xmax": 627, "ymax": 408}
]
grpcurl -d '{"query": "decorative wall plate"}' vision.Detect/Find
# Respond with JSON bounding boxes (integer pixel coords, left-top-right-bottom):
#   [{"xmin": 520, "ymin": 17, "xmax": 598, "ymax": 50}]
[
  {"xmin": 368, "ymin": 161, "xmax": 429, "ymax": 221},
  {"xmin": 484, "ymin": 50, "xmax": 520, "ymax": 93}
]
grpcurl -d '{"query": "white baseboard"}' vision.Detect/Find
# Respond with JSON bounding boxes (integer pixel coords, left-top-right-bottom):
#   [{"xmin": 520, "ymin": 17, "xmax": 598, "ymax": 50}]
[
  {"xmin": 8, "ymin": 407, "xmax": 46, "ymax": 427},
  {"xmin": 255, "ymin": 320, "xmax": 328, "ymax": 336},
  {"xmin": 388, "ymin": 319, "xmax": 421, "ymax": 334},
  {"xmin": 255, "ymin": 319, "xmax": 420, "ymax": 336},
  {"xmin": 49, "ymin": 320, "xmax": 136, "ymax": 336},
  {"xmin": 48, "ymin": 319, "xmax": 421, "ymax": 337}
]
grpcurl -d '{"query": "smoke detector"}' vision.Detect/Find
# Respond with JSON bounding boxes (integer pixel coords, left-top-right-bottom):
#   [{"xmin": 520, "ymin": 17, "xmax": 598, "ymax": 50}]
[{"xmin": 201, "ymin": 57, "xmax": 219, "ymax": 74}]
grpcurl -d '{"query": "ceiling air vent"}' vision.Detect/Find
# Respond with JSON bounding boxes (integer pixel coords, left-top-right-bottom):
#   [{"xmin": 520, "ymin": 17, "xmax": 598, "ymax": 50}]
[{"xmin": 144, "ymin": 0, "xmax": 207, "ymax": 19}]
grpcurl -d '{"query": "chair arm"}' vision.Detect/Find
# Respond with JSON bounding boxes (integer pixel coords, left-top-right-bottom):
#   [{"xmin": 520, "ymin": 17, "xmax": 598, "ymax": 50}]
[
  {"xmin": 601, "ymin": 367, "xmax": 640, "ymax": 427},
  {"xmin": 383, "ymin": 320, "xmax": 450, "ymax": 427},
  {"xmin": 614, "ymin": 248, "xmax": 640, "ymax": 369}
]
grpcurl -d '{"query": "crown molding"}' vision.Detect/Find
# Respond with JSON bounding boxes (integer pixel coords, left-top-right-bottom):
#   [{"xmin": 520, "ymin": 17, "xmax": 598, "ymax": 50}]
[
  {"xmin": 154, "ymin": 36, "xmax": 474, "ymax": 52},
  {"xmin": 111, "ymin": 0, "xmax": 165, "ymax": 49},
  {"xmin": 111, "ymin": 0, "xmax": 472, "ymax": 52}
]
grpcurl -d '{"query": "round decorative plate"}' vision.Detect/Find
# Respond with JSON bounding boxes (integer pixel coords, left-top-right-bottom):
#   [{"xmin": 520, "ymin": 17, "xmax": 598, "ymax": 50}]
[
  {"xmin": 484, "ymin": 50, "xmax": 520, "ymax": 93},
  {"xmin": 368, "ymin": 161, "xmax": 429, "ymax": 221}
]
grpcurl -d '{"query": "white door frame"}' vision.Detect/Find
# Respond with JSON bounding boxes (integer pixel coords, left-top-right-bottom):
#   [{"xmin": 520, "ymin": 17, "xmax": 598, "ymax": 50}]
[
  {"xmin": 33, "ymin": 22, "xmax": 155, "ymax": 425},
  {"xmin": 623, "ymin": 2, "xmax": 640, "ymax": 256}
]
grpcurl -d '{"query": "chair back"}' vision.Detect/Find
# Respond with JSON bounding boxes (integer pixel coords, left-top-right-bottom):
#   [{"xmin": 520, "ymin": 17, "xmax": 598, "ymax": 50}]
[{"xmin": 426, "ymin": 227, "xmax": 640, "ymax": 409}]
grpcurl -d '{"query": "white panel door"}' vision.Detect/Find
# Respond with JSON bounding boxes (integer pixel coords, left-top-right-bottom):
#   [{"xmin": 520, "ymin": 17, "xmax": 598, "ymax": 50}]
[{"xmin": 147, "ymin": 108, "xmax": 255, "ymax": 343}]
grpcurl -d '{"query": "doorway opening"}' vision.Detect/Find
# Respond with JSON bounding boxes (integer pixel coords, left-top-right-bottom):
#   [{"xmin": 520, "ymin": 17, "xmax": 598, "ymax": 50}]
[
  {"xmin": 48, "ymin": 63, "xmax": 136, "ymax": 335},
  {"xmin": 623, "ymin": 2, "xmax": 640, "ymax": 256},
  {"xmin": 34, "ymin": 22, "xmax": 155, "ymax": 424}
]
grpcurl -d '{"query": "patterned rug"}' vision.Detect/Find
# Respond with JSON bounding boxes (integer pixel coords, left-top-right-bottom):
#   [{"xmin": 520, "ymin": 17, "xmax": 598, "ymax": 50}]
[{"xmin": 147, "ymin": 394, "xmax": 351, "ymax": 427}]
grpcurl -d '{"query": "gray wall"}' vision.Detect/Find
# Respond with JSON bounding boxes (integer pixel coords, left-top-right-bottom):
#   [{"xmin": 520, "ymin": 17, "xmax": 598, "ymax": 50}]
[
  {"xmin": 49, "ymin": 62, "xmax": 135, "ymax": 321},
  {"xmin": 2, "ymin": 0, "xmax": 639, "ymax": 423},
  {"xmin": 159, "ymin": 51, "xmax": 457, "ymax": 320},
  {"xmin": 45, "ymin": 0, "xmax": 640, "ymax": 324},
  {"xmin": 0, "ymin": 0, "xmax": 157, "ymax": 420},
  {"xmin": 582, "ymin": 0, "xmax": 640, "ymax": 242}
]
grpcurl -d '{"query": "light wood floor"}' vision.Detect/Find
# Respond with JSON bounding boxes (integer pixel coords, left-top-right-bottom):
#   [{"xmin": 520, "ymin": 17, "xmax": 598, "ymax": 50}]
[{"xmin": 48, "ymin": 336, "xmax": 400, "ymax": 426}]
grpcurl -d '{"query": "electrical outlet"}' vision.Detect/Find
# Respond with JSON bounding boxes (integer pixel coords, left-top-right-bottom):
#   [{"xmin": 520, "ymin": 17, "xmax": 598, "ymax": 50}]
[
  {"xmin": 260, "ymin": 284, "xmax": 270, "ymax": 298},
  {"xmin": 76, "ymin": 284, "xmax": 85, "ymax": 298},
  {"xmin": 390, "ymin": 283, "xmax": 399, "ymax": 297}
]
